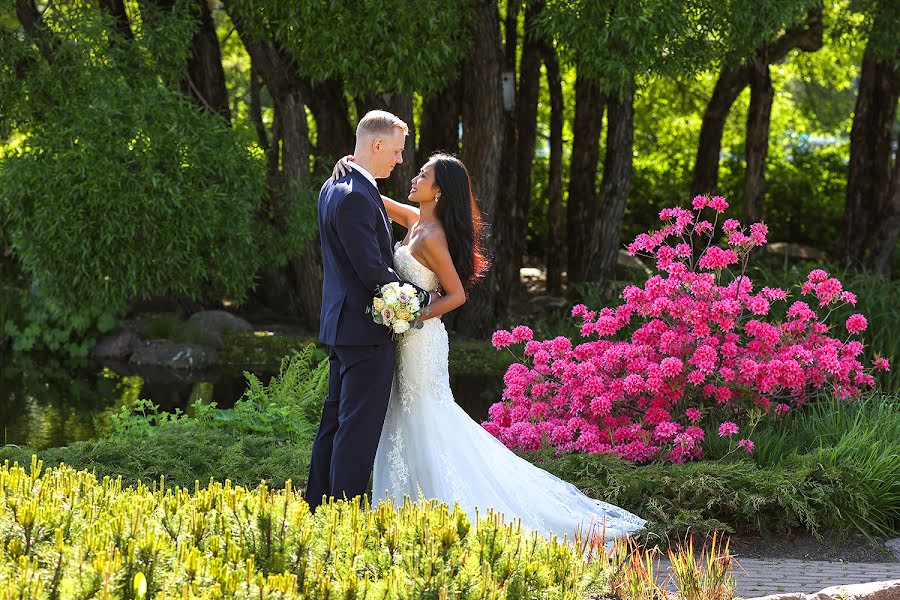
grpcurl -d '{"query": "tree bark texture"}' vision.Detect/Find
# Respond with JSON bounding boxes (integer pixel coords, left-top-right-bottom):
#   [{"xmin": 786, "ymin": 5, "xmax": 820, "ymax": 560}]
[
  {"xmin": 227, "ymin": 1, "xmax": 324, "ymax": 327},
  {"xmin": 566, "ymin": 75, "xmax": 604, "ymax": 287},
  {"xmin": 447, "ymin": 0, "xmax": 505, "ymax": 336},
  {"xmin": 590, "ymin": 90, "xmax": 634, "ymax": 282},
  {"xmin": 419, "ymin": 80, "xmax": 461, "ymax": 159},
  {"xmin": 543, "ymin": 42, "xmax": 565, "ymax": 295},
  {"xmin": 840, "ymin": 46, "xmax": 900, "ymax": 271},
  {"xmin": 691, "ymin": 8, "xmax": 823, "ymax": 197},
  {"xmin": 743, "ymin": 54, "xmax": 773, "ymax": 224}
]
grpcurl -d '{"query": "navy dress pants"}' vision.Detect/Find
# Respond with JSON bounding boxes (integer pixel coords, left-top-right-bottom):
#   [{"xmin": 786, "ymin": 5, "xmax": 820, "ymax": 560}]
[{"xmin": 305, "ymin": 342, "xmax": 396, "ymax": 512}]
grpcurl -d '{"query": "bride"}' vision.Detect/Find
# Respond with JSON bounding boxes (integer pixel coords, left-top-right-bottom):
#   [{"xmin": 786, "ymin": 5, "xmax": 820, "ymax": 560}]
[{"xmin": 334, "ymin": 153, "xmax": 645, "ymax": 543}]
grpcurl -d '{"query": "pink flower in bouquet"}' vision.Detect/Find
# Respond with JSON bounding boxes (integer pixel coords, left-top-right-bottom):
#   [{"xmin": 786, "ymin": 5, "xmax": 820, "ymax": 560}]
[
  {"xmin": 874, "ymin": 357, "xmax": 891, "ymax": 371},
  {"xmin": 718, "ymin": 421, "xmax": 739, "ymax": 438},
  {"xmin": 738, "ymin": 438, "xmax": 755, "ymax": 453},
  {"xmin": 511, "ymin": 325, "xmax": 534, "ymax": 343},
  {"xmin": 692, "ymin": 194, "xmax": 709, "ymax": 210}
]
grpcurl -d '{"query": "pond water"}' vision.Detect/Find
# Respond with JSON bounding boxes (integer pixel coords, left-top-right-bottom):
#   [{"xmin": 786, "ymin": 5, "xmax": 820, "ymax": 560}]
[{"xmin": 0, "ymin": 353, "xmax": 502, "ymax": 450}]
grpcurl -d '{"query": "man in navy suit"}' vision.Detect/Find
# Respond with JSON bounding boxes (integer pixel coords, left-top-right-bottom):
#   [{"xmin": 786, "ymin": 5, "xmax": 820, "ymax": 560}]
[{"xmin": 306, "ymin": 110, "xmax": 432, "ymax": 512}]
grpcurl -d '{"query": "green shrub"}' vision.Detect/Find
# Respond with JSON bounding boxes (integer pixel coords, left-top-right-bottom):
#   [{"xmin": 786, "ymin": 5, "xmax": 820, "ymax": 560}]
[
  {"xmin": 0, "ymin": 458, "xmax": 609, "ymax": 599},
  {"xmin": 523, "ymin": 447, "xmax": 899, "ymax": 542}
]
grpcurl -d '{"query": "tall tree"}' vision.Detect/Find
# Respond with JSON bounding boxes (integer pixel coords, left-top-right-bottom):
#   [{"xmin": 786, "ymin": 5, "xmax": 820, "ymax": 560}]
[
  {"xmin": 447, "ymin": 0, "xmax": 505, "ymax": 336},
  {"xmin": 839, "ymin": 0, "xmax": 900, "ymax": 273},
  {"xmin": 139, "ymin": 0, "xmax": 232, "ymax": 120},
  {"xmin": 494, "ymin": 0, "xmax": 544, "ymax": 317},
  {"xmin": 743, "ymin": 50, "xmax": 774, "ymax": 224},
  {"xmin": 542, "ymin": 40, "xmax": 565, "ymax": 295},
  {"xmin": 540, "ymin": 0, "xmax": 715, "ymax": 287},
  {"xmin": 690, "ymin": 6, "xmax": 823, "ymax": 202},
  {"xmin": 222, "ymin": 0, "xmax": 470, "ymax": 327}
]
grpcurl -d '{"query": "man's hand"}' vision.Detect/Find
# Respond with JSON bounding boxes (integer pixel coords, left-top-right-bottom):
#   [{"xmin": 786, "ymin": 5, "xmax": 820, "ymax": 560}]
[{"xmin": 332, "ymin": 155, "xmax": 355, "ymax": 181}]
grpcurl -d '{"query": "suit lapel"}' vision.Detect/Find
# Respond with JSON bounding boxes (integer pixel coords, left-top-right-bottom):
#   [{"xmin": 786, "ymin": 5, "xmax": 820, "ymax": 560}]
[{"xmin": 350, "ymin": 170, "xmax": 393, "ymax": 244}]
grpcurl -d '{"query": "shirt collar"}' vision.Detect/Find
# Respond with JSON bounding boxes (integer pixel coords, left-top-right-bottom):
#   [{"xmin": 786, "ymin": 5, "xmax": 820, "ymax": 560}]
[{"xmin": 352, "ymin": 162, "xmax": 378, "ymax": 190}]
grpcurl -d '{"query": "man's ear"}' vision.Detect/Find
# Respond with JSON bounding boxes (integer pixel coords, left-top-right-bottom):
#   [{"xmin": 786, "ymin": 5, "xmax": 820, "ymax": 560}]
[{"xmin": 372, "ymin": 137, "xmax": 383, "ymax": 152}]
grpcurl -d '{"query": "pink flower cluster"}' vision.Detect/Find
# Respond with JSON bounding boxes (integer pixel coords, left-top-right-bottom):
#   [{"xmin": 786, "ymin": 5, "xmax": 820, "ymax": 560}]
[{"xmin": 484, "ymin": 198, "xmax": 890, "ymax": 464}]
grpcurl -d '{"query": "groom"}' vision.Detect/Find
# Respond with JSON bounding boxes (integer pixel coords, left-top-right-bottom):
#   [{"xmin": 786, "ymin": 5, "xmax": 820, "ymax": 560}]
[{"xmin": 305, "ymin": 110, "xmax": 432, "ymax": 513}]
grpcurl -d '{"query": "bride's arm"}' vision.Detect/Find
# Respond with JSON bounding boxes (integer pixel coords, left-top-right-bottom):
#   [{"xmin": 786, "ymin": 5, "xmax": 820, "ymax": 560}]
[
  {"xmin": 381, "ymin": 195, "xmax": 419, "ymax": 229},
  {"xmin": 331, "ymin": 155, "xmax": 420, "ymax": 229},
  {"xmin": 417, "ymin": 233, "xmax": 465, "ymax": 320}
]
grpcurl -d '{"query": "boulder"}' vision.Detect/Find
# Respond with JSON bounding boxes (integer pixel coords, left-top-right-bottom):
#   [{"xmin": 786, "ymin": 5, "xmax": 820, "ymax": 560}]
[
  {"xmin": 185, "ymin": 310, "xmax": 252, "ymax": 335},
  {"xmin": 886, "ymin": 538, "xmax": 900, "ymax": 562},
  {"xmin": 129, "ymin": 340, "xmax": 217, "ymax": 370},
  {"xmin": 91, "ymin": 330, "xmax": 141, "ymax": 359}
]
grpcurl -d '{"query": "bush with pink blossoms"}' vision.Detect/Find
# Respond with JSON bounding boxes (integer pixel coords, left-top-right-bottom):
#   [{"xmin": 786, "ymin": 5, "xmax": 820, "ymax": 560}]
[{"xmin": 484, "ymin": 196, "xmax": 891, "ymax": 464}]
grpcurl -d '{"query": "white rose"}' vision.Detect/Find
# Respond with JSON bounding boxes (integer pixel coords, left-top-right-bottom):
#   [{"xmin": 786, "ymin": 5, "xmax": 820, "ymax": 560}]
[{"xmin": 392, "ymin": 320, "xmax": 410, "ymax": 334}]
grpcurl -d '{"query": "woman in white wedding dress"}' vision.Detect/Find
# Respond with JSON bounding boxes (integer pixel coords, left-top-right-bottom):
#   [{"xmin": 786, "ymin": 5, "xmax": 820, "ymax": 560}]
[{"xmin": 336, "ymin": 153, "xmax": 645, "ymax": 543}]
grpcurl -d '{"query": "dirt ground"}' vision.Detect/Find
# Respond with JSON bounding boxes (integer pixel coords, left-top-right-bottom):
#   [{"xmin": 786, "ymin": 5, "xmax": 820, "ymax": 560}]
[{"xmin": 728, "ymin": 530, "xmax": 897, "ymax": 563}]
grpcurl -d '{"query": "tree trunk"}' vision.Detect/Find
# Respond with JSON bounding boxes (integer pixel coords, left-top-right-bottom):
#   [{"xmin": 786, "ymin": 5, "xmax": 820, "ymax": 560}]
[
  {"xmin": 139, "ymin": 0, "xmax": 230, "ymax": 120},
  {"xmin": 305, "ymin": 79, "xmax": 354, "ymax": 176},
  {"xmin": 542, "ymin": 42, "xmax": 564, "ymax": 295},
  {"xmin": 691, "ymin": 65, "xmax": 750, "ymax": 197},
  {"xmin": 566, "ymin": 75, "xmax": 604, "ymax": 287},
  {"xmin": 184, "ymin": 0, "xmax": 231, "ymax": 120},
  {"xmin": 590, "ymin": 89, "xmax": 634, "ymax": 282},
  {"xmin": 840, "ymin": 47, "xmax": 900, "ymax": 270},
  {"xmin": 870, "ymin": 132, "xmax": 900, "ymax": 275},
  {"xmin": 419, "ymin": 80, "xmax": 461, "ymax": 159},
  {"xmin": 691, "ymin": 8, "xmax": 823, "ymax": 197},
  {"xmin": 15, "ymin": 0, "xmax": 57, "ymax": 63},
  {"xmin": 447, "ymin": 0, "xmax": 505, "ymax": 336},
  {"xmin": 510, "ymin": 3, "xmax": 542, "ymax": 258},
  {"xmin": 743, "ymin": 54, "xmax": 773, "ymax": 224},
  {"xmin": 227, "ymin": 1, "xmax": 324, "ymax": 328},
  {"xmin": 492, "ymin": 0, "xmax": 521, "ymax": 318},
  {"xmin": 249, "ymin": 62, "xmax": 270, "ymax": 154}
]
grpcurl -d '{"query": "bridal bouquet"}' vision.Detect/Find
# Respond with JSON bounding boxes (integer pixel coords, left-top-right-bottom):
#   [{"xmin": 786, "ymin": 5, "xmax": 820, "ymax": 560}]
[{"xmin": 370, "ymin": 282, "xmax": 426, "ymax": 335}]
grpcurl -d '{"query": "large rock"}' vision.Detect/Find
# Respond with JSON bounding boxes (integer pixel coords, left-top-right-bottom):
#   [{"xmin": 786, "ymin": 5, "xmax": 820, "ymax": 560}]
[
  {"xmin": 886, "ymin": 539, "xmax": 900, "ymax": 562},
  {"xmin": 181, "ymin": 311, "xmax": 253, "ymax": 349},
  {"xmin": 91, "ymin": 330, "xmax": 141, "ymax": 359},
  {"xmin": 129, "ymin": 340, "xmax": 217, "ymax": 370},
  {"xmin": 748, "ymin": 580, "xmax": 900, "ymax": 600}
]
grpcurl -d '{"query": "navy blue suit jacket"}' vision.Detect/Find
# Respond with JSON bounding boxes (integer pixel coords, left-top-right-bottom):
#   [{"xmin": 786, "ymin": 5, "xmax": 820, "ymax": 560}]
[{"xmin": 318, "ymin": 169, "xmax": 404, "ymax": 346}]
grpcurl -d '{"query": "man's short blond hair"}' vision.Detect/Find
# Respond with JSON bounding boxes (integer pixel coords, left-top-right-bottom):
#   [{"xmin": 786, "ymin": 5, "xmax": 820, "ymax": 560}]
[{"xmin": 356, "ymin": 110, "xmax": 409, "ymax": 140}]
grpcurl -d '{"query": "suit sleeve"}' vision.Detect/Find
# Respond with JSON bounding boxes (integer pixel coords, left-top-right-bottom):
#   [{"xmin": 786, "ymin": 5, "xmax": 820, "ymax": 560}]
[{"xmin": 335, "ymin": 191, "xmax": 400, "ymax": 292}]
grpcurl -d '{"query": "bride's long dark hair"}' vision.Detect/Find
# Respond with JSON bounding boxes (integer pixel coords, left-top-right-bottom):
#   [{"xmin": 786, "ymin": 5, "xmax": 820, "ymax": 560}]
[{"xmin": 430, "ymin": 153, "xmax": 488, "ymax": 293}]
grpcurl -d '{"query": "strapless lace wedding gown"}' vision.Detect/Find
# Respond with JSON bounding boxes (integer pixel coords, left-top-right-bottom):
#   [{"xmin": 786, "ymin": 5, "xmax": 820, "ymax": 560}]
[{"xmin": 372, "ymin": 243, "xmax": 646, "ymax": 541}]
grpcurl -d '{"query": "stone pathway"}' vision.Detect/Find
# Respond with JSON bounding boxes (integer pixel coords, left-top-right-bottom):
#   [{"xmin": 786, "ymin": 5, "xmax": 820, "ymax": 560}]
[{"xmin": 656, "ymin": 557, "xmax": 900, "ymax": 598}]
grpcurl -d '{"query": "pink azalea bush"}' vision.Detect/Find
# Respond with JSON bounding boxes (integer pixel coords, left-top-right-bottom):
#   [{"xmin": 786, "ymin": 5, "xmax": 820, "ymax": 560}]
[{"xmin": 484, "ymin": 196, "xmax": 890, "ymax": 464}]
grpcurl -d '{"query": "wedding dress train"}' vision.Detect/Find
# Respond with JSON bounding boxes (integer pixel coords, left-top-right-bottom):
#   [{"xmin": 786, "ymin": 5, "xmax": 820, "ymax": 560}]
[{"xmin": 372, "ymin": 243, "xmax": 646, "ymax": 541}]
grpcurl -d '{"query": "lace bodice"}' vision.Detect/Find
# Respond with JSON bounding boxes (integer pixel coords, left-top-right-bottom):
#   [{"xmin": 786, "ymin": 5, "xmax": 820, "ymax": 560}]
[{"xmin": 393, "ymin": 243, "xmax": 439, "ymax": 292}]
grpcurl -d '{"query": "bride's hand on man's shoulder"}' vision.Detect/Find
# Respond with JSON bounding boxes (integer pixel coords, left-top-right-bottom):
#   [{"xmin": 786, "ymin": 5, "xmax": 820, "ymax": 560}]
[{"xmin": 332, "ymin": 155, "xmax": 355, "ymax": 181}]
